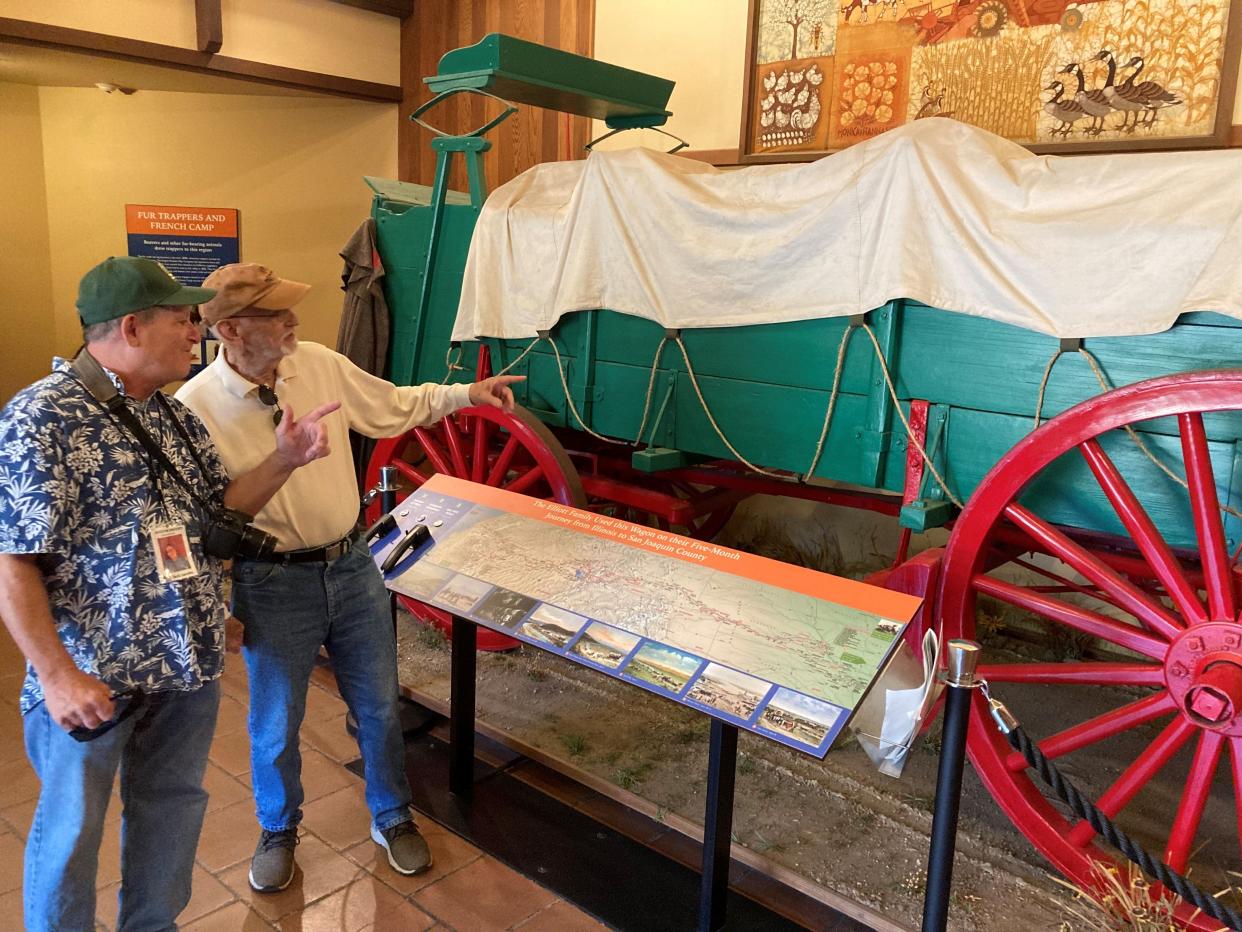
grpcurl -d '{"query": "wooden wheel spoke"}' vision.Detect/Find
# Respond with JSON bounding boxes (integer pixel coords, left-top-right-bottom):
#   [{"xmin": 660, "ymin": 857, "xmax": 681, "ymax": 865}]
[
  {"xmin": 981, "ymin": 662, "xmax": 1164, "ymax": 688},
  {"xmin": 503, "ymin": 464, "xmax": 545, "ymax": 495},
  {"xmin": 389, "ymin": 458, "xmax": 426, "ymax": 487},
  {"xmin": 1003, "ymin": 691, "xmax": 1176, "ymax": 772},
  {"xmin": 1179, "ymin": 412, "xmax": 1236, "ymax": 621},
  {"xmin": 414, "ymin": 427, "xmax": 453, "ymax": 476},
  {"xmin": 1012, "ymin": 556, "xmax": 1130, "ymax": 613},
  {"xmin": 1067, "ymin": 717, "xmax": 1196, "ymax": 847},
  {"xmin": 485, "ymin": 435, "xmax": 521, "ymax": 487},
  {"xmin": 441, "ymin": 416, "xmax": 469, "ymax": 478},
  {"xmin": 1004, "ymin": 503, "xmax": 1184, "ymax": 642},
  {"xmin": 1079, "ymin": 439, "xmax": 1206, "ymax": 625},
  {"xmin": 470, "ymin": 414, "xmax": 492, "ymax": 484},
  {"xmin": 1163, "ymin": 732, "xmax": 1225, "ymax": 873},
  {"xmin": 972, "ymin": 574, "xmax": 1168, "ymax": 660}
]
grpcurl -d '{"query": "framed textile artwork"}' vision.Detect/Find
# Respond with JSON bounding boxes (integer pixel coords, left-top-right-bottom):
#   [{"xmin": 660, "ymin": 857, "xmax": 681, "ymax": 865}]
[{"xmin": 739, "ymin": 0, "xmax": 1242, "ymax": 159}]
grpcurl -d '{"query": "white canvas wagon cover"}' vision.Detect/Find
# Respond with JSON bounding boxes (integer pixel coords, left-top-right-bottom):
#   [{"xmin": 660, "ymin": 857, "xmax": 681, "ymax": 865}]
[{"xmin": 453, "ymin": 118, "xmax": 1242, "ymax": 341}]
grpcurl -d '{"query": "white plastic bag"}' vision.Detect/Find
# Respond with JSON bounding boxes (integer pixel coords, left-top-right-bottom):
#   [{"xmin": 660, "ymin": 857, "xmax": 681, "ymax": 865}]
[{"xmin": 850, "ymin": 630, "xmax": 944, "ymax": 778}]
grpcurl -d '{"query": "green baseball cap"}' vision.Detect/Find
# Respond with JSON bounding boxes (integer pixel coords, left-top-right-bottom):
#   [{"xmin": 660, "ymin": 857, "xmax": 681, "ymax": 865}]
[{"xmin": 76, "ymin": 257, "xmax": 217, "ymax": 326}]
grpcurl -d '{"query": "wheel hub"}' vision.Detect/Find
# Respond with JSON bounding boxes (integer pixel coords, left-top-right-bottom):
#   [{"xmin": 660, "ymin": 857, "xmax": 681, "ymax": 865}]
[{"xmin": 1165, "ymin": 621, "xmax": 1242, "ymax": 735}]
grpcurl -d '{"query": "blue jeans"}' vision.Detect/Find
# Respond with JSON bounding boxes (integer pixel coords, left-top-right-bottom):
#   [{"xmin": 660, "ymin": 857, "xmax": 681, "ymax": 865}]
[
  {"xmin": 232, "ymin": 540, "xmax": 412, "ymax": 833},
  {"xmin": 23, "ymin": 680, "xmax": 220, "ymax": 932}
]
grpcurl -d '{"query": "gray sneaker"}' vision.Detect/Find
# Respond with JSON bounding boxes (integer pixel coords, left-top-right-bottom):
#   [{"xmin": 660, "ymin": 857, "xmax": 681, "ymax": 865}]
[
  {"xmin": 371, "ymin": 820, "xmax": 432, "ymax": 875},
  {"xmin": 248, "ymin": 828, "xmax": 299, "ymax": 892}
]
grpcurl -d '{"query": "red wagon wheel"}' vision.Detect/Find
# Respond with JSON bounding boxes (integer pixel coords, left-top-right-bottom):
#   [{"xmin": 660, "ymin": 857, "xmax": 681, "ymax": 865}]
[
  {"xmin": 938, "ymin": 370, "xmax": 1242, "ymax": 924},
  {"xmin": 366, "ymin": 403, "xmax": 586, "ymax": 649}
]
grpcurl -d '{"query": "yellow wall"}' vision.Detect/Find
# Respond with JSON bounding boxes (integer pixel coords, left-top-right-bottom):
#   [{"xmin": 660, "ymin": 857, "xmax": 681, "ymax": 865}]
[
  {"xmin": 36, "ymin": 87, "xmax": 397, "ymax": 352},
  {"xmin": 593, "ymin": 0, "xmax": 1242, "ymax": 151},
  {"xmin": 0, "ymin": 82, "xmax": 56, "ymax": 403},
  {"xmin": 592, "ymin": 0, "xmax": 748, "ymax": 152},
  {"xmin": 0, "ymin": 0, "xmax": 400, "ymax": 85}
]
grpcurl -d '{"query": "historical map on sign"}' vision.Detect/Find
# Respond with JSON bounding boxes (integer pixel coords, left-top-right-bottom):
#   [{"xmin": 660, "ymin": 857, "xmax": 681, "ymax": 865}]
[{"xmin": 374, "ymin": 475, "xmax": 921, "ymax": 757}]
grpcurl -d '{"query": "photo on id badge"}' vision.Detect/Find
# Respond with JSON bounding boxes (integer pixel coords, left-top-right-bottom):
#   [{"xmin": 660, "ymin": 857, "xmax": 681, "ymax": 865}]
[{"xmin": 151, "ymin": 523, "xmax": 198, "ymax": 582}]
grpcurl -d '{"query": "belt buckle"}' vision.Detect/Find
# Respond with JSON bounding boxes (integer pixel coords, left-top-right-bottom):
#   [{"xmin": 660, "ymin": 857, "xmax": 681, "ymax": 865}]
[{"xmin": 327, "ymin": 537, "xmax": 348, "ymax": 561}]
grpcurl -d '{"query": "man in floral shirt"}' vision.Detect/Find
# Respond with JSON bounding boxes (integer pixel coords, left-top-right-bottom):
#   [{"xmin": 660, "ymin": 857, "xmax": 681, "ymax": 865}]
[{"xmin": 0, "ymin": 256, "xmax": 340, "ymax": 932}]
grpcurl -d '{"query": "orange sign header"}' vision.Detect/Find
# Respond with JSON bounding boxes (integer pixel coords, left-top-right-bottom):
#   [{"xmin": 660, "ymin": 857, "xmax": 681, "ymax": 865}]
[
  {"xmin": 125, "ymin": 204, "xmax": 238, "ymax": 237},
  {"xmin": 422, "ymin": 474, "xmax": 922, "ymax": 622}
]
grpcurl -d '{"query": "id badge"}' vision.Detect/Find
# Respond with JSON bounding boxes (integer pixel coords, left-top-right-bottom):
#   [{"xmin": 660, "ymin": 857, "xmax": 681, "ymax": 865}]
[{"xmin": 150, "ymin": 523, "xmax": 199, "ymax": 582}]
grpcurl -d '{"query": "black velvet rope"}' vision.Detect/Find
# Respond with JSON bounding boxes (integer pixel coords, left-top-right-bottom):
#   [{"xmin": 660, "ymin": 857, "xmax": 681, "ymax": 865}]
[{"xmin": 1007, "ymin": 726, "xmax": 1242, "ymax": 930}]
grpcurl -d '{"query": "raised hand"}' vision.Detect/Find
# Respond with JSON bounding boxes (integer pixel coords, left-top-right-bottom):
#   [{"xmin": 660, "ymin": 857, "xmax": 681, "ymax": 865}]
[
  {"xmin": 273, "ymin": 400, "xmax": 341, "ymax": 468},
  {"xmin": 468, "ymin": 375, "xmax": 526, "ymax": 414}
]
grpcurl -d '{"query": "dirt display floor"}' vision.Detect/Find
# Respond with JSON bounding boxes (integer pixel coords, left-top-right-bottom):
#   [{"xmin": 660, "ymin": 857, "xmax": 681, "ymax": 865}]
[{"xmin": 395, "ymin": 618, "xmax": 1090, "ymax": 931}]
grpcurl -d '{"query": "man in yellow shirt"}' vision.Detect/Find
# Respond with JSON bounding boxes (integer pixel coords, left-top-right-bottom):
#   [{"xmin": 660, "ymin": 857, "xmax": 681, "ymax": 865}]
[{"xmin": 177, "ymin": 262, "xmax": 521, "ymax": 892}]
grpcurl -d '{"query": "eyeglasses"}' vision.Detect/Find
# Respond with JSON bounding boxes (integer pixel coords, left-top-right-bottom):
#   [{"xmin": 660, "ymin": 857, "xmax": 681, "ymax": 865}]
[
  {"xmin": 229, "ymin": 309, "xmax": 293, "ymax": 321},
  {"xmin": 257, "ymin": 384, "xmax": 284, "ymax": 426}
]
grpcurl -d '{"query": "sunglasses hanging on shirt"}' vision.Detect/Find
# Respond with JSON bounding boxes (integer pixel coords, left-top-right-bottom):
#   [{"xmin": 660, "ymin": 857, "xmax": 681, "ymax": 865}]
[{"xmin": 256, "ymin": 384, "xmax": 283, "ymax": 426}]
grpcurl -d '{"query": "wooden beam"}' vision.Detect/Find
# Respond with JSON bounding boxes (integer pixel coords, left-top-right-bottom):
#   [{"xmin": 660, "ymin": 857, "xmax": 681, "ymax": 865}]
[
  {"xmin": 330, "ymin": 0, "xmax": 413, "ymax": 17},
  {"xmin": 678, "ymin": 148, "xmax": 742, "ymax": 166},
  {"xmin": 0, "ymin": 16, "xmax": 402, "ymax": 102},
  {"xmin": 195, "ymin": 0, "xmax": 222, "ymax": 54}
]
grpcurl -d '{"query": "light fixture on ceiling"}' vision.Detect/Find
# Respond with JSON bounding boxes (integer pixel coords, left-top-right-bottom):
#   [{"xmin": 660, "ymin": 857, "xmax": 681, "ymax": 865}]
[{"xmin": 95, "ymin": 82, "xmax": 136, "ymax": 95}]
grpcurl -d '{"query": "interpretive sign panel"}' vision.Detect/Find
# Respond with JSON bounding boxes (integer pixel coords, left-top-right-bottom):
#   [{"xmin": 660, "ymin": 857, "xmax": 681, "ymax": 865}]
[
  {"xmin": 125, "ymin": 204, "xmax": 239, "ymax": 376},
  {"xmin": 125, "ymin": 205, "xmax": 239, "ymax": 286},
  {"xmin": 374, "ymin": 475, "xmax": 921, "ymax": 757}
]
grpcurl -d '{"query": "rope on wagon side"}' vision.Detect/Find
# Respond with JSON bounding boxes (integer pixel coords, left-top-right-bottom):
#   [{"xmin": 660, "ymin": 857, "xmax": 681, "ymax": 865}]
[
  {"xmin": 672, "ymin": 336, "xmax": 786, "ymax": 479},
  {"xmin": 632, "ymin": 335, "xmax": 670, "ymax": 448},
  {"xmin": 1035, "ymin": 345, "xmax": 1242, "ymax": 526},
  {"xmin": 801, "ymin": 324, "xmax": 858, "ymax": 482},
  {"xmin": 860, "ymin": 323, "xmax": 964, "ymax": 509},
  {"xmin": 544, "ymin": 335, "xmax": 630, "ymax": 446},
  {"xmin": 441, "ymin": 344, "xmax": 466, "ymax": 385},
  {"xmin": 494, "ymin": 336, "xmax": 542, "ymax": 377}
]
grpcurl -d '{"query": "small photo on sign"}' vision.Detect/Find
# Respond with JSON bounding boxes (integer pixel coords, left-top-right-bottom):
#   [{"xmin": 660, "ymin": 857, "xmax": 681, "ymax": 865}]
[
  {"xmin": 391, "ymin": 560, "xmax": 453, "ymax": 600},
  {"xmin": 623, "ymin": 642, "xmax": 703, "ymax": 696},
  {"xmin": 435, "ymin": 574, "xmax": 492, "ymax": 613},
  {"xmin": 873, "ymin": 618, "xmax": 903, "ymax": 638},
  {"xmin": 569, "ymin": 622, "xmax": 640, "ymax": 669},
  {"xmin": 756, "ymin": 687, "xmax": 842, "ymax": 748},
  {"xmin": 520, "ymin": 604, "xmax": 589, "ymax": 648},
  {"xmin": 473, "ymin": 587, "xmax": 537, "ymax": 628},
  {"xmin": 685, "ymin": 663, "xmax": 772, "ymax": 721}
]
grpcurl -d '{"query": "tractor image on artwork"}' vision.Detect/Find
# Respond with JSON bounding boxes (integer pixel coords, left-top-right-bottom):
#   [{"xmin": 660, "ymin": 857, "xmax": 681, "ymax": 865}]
[{"xmin": 901, "ymin": 0, "xmax": 1100, "ymax": 44}]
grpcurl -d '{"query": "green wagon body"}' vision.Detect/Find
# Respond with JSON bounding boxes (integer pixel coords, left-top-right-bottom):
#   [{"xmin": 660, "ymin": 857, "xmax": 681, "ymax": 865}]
[{"xmin": 372, "ymin": 182, "xmax": 1242, "ymax": 554}]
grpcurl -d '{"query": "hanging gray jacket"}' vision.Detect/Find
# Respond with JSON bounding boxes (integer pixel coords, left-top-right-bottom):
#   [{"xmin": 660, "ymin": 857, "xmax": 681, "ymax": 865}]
[{"xmin": 336, "ymin": 218, "xmax": 389, "ymax": 377}]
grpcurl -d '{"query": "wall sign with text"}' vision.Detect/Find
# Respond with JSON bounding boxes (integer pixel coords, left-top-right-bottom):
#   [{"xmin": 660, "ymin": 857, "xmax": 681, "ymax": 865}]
[
  {"xmin": 125, "ymin": 204, "xmax": 239, "ymax": 285},
  {"xmin": 126, "ymin": 204, "xmax": 239, "ymax": 374}
]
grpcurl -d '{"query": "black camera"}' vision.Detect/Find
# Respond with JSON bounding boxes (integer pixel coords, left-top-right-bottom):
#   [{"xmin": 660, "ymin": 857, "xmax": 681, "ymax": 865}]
[{"xmin": 203, "ymin": 508, "xmax": 279, "ymax": 560}]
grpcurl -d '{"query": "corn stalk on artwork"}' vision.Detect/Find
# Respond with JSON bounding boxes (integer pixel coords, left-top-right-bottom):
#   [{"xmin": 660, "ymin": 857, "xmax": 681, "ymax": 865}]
[{"xmin": 741, "ymin": 0, "xmax": 1241, "ymax": 158}]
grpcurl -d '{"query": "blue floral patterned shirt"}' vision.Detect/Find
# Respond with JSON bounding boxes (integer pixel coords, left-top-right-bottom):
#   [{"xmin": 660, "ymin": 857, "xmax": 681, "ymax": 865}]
[{"xmin": 0, "ymin": 358, "xmax": 231, "ymax": 714}]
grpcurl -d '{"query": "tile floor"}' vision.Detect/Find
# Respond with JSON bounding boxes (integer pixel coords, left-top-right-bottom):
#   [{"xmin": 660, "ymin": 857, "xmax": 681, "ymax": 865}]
[{"xmin": 0, "ymin": 632, "xmax": 606, "ymax": 931}]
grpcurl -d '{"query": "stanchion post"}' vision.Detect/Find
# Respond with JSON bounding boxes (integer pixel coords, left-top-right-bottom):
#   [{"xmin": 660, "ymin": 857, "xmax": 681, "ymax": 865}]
[
  {"xmin": 698, "ymin": 719, "xmax": 738, "ymax": 932},
  {"xmin": 921, "ymin": 639, "xmax": 982, "ymax": 932},
  {"xmin": 449, "ymin": 614, "xmax": 477, "ymax": 799},
  {"xmin": 378, "ymin": 466, "xmax": 400, "ymax": 631}
]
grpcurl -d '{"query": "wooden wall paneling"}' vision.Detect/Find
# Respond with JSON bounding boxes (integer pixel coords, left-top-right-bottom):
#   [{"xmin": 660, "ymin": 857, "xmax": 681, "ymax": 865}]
[{"xmin": 398, "ymin": 0, "xmax": 594, "ymax": 190}]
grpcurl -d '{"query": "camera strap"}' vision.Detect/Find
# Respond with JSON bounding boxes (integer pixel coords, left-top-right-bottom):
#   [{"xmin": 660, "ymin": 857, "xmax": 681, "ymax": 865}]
[{"xmin": 70, "ymin": 348, "xmax": 209, "ymax": 509}]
